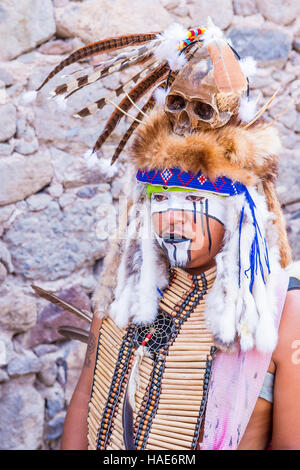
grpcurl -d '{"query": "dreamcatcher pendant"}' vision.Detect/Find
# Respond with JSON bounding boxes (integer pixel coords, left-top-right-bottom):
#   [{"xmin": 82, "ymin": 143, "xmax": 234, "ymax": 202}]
[{"xmin": 127, "ymin": 311, "xmax": 174, "ymax": 410}]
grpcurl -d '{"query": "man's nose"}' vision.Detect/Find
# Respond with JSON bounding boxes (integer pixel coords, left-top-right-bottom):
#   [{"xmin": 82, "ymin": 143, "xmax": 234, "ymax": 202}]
[{"xmin": 167, "ymin": 209, "xmax": 184, "ymax": 225}]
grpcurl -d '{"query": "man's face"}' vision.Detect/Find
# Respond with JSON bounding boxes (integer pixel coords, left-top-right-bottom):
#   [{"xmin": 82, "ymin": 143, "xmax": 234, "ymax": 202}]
[{"xmin": 151, "ymin": 190, "xmax": 226, "ymax": 268}]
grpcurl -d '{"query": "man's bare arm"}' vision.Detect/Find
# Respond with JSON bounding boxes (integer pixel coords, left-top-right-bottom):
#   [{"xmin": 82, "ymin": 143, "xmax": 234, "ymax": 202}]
[
  {"xmin": 271, "ymin": 289, "xmax": 300, "ymax": 450},
  {"xmin": 60, "ymin": 315, "xmax": 102, "ymax": 450}
]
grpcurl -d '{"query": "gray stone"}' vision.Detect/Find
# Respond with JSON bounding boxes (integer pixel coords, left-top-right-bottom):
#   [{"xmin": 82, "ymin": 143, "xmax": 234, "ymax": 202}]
[
  {"xmin": 37, "ymin": 355, "xmax": 58, "ymax": 386},
  {"xmin": 44, "ymin": 411, "xmax": 66, "ymax": 441},
  {"xmin": 0, "ymin": 0, "xmax": 56, "ymax": 60},
  {"xmin": 46, "ymin": 183, "xmax": 63, "ymax": 199},
  {"xmin": 26, "ymin": 193, "xmax": 52, "ymax": 211},
  {"xmin": 188, "ymin": 0, "xmax": 234, "ymax": 30},
  {"xmin": 229, "ymin": 28, "xmax": 292, "ymax": 66},
  {"xmin": 0, "ymin": 369, "xmax": 9, "ymax": 382},
  {"xmin": 0, "ymin": 288, "xmax": 37, "ymax": 333},
  {"xmin": 0, "ymin": 142, "xmax": 14, "ymax": 156},
  {"xmin": 268, "ymin": 99, "xmax": 297, "ymax": 130},
  {"xmin": 45, "ymin": 384, "xmax": 65, "ymax": 419},
  {"xmin": 55, "ymin": 0, "xmax": 173, "ymax": 44},
  {"xmin": 0, "ymin": 262, "xmax": 7, "ymax": 283},
  {"xmin": 0, "ymin": 104, "xmax": 16, "ymax": 142},
  {"xmin": 0, "ymin": 68, "xmax": 14, "ymax": 87},
  {"xmin": 0, "ymin": 241, "xmax": 14, "ymax": 273},
  {"xmin": 4, "ymin": 192, "xmax": 112, "ymax": 281},
  {"xmin": 295, "ymin": 114, "xmax": 300, "ymax": 133},
  {"xmin": 0, "ymin": 334, "xmax": 13, "ymax": 366},
  {"xmin": 0, "ymin": 151, "xmax": 53, "ymax": 206},
  {"xmin": 0, "ymin": 380, "xmax": 44, "ymax": 449},
  {"xmin": 257, "ymin": 0, "xmax": 300, "ymax": 26},
  {"xmin": 76, "ymin": 186, "xmax": 97, "ymax": 199},
  {"xmin": 7, "ymin": 353, "xmax": 41, "ymax": 377},
  {"xmin": 233, "ymin": 0, "xmax": 258, "ymax": 16},
  {"xmin": 15, "ymin": 137, "xmax": 39, "ymax": 155},
  {"xmin": 33, "ymin": 344, "xmax": 59, "ymax": 357}
]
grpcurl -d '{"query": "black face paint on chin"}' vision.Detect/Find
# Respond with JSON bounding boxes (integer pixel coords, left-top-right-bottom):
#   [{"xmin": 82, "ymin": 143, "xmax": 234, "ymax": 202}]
[{"xmin": 205, "ymin": 198, "xmax": 212, "ymax": 252}]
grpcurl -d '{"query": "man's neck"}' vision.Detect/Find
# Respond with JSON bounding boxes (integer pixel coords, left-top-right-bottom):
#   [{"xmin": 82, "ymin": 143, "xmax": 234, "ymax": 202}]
[{"xmin": 183, "ymin": 259, "xmax": 217, "ymax": 276}]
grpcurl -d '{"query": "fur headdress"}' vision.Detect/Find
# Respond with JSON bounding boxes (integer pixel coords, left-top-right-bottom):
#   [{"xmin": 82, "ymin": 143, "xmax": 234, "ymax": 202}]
[{"xmin": 37, "ymin": 18, "xmax": 293, "ymax": 353}]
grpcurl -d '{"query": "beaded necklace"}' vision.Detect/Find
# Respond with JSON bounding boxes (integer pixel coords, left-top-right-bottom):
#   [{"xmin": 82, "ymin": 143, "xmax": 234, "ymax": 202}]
[{"xmin": 87, "ymin": 265, "xmax": 217, "ymax": 450}]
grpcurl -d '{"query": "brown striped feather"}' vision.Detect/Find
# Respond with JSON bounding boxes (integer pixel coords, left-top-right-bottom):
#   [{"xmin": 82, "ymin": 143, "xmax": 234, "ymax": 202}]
[
  {"xmin": 93, "ymin": 63, "xmax": 169, "ymax": 152},
  {"xmin": 37, "ymin": 32, "xmax": 159, "ymax": 91},
  {"xmin": 74, "ymin": 58, "xmax": 157, "ymax": 118},
  {"xmin": 111, "ymin": 95, "xmax": 156, "ymax": 164}
]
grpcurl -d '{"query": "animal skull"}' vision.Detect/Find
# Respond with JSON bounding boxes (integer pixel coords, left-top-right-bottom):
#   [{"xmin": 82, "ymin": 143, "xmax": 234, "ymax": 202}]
[{"xmin": 165, "ymin": 55, "xmax": 235, "ymax": 135}]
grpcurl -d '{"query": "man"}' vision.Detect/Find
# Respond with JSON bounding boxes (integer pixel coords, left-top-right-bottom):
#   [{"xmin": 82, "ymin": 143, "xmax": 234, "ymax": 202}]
[{"xmin": 37, "ymin": 19, "xmax": 300, "ymax": 450}]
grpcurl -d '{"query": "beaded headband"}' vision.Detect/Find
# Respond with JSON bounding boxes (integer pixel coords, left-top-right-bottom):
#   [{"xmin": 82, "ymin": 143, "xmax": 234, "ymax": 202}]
[{"xmin": 137, "ymin": 168, "xmax": 245, "ymax": 196}]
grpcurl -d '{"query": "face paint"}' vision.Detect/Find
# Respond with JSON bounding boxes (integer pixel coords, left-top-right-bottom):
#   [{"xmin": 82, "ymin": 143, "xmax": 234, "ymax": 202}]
[
  {"xmin": 151, "ymin": 190, "xmax": 227, "ymax": 268},
  {"xmin": 150, "ymin": 191, "xmax": 226, "ymax": 225}
]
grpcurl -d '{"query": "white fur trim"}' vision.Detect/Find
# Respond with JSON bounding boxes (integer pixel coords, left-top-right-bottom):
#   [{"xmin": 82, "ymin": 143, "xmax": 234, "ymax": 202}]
[
  {"xmin": 202, "ymin": 16, "xmax": 225, "ymax": 47},
  {"xmin": 155, "ymin": 23, "xmax": 188, "ymax": 71},
  {"xmin": 238, "ymin": 96, "xmax": 257, "ymax": 123},
  {"xmin": 240, "ymin": 56, "xmax": 257, "ymax": 78},
  {"xmin": 205, "ymin": 187, "xmax": 282, "ymax": 353},
  {"xmin": 154, "ymin": 87, "xmax": 168, "ymax": 107},
  {"xmin": 83, "ymin": 149, "xmax": 98, "ymax": 169}
]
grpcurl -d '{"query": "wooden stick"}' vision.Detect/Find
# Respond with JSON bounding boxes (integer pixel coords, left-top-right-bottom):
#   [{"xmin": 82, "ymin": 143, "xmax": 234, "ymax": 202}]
[
  {"xmin": 147, "ymin": 436, "xmax": 182, "ymax": 450},
  {"xmin": 154, "ymin": 413, "xmax": 198, "ymax": 424},
  {"xmin": 166, "ymin": 355, "xmax": 208, "ymax": 362},
  {"xmin": 153, "ymin": 417, "xmax": 196, "ymax": 430},
  {"xmin": 147, "ymin": 432, "xmax": 191, "ymax": 448},
  {"xmin": 159, "ymin": 394, "xmax": 202, "ymax": 402},
  {"xmin": 165, "ymin": 361, "xmax": 207, "ymax": 368},
  {"xmin": 162, "ymin": 378, "xmax": 203, "ymax": 385},
  {"xmin": 94, "ymin": 369, "xmax": 112, "ymax": 390},
  {"xmin": 150, "ymin": 425, "xmax": 193, "ymax": 442},
  {"xmin": 169, "ymin": 344, "xmax": 211, "ymax": 352}
]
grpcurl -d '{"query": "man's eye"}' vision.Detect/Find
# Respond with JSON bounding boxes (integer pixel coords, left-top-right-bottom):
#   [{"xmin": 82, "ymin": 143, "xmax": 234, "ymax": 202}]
[
  {"xmin": 153, "ymin": 194, "xmax": 168, "ymax": 202},
  {"xmin": 186, "ymin": 195, "xmax": 204, "ymax": 201}
]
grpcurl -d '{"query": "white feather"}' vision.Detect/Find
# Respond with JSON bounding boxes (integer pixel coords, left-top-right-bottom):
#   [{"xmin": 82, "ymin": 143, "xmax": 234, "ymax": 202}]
[
  {"xmin": 238, "ymin": 96, "xmax": 257, "ymax": 123},
  {"xmin": 154, "ymin": 87, "xmax": 168, "ymax": 107},
  {"xmin": 155, "ymin": 23, "xmax": 188, "ymax": 71},
  {"xmin": 202, "ymin": 16, "xmax": 225, "ymax": 47},
  {"xmin": 240, "ymin": 56, "xmax": 257, "ymax": 78},
  {"xmin": 83, "ymin": 149, "xmax": 98, "ymax": 169}
]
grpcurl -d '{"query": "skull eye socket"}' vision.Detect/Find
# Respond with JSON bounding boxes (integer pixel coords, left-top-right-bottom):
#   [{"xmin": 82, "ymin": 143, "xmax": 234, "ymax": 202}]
[
  {"xmin": 166, "ymin": 95, "xmax": 186, "ymax": 111},
  {"xmin": 193, "ymin": 101, "xmax": 214, "ymax": 120}
]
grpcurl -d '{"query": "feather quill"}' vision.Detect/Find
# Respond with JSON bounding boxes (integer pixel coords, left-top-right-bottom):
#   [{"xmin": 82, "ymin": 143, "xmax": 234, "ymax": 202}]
[
  {"xmin": 57, "ymin": 325, "xmax": 90, "ymax": 343},
  {"xmin": 204, "ymin": 17, "xmax": 247, "ymax": 94},
  {"xmin": 31, "ymin": 285, "xmax": 92, "ymax": 323}
]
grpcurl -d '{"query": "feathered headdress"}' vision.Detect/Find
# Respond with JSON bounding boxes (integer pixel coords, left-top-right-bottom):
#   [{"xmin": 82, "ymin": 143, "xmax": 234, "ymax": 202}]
[{"xmin": 35, "ymin": 18, "xmax": 293, "ymax": 354}]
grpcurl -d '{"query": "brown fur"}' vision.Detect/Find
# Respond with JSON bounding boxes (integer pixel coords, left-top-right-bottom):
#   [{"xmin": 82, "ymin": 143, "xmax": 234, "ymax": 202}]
[{"xmin": 131, "ymin": 109, "xmax": 281, "ymax": 187}]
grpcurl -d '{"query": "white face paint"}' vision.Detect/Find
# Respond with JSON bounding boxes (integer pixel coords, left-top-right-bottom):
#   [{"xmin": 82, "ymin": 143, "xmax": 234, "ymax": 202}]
[
  {"xmin": 150, "ymin": 190, "xmax": 227, "ymax": 267},
  {"xmin": 150, "ymin": 190, "xmax": 227, "ymax": 225}
]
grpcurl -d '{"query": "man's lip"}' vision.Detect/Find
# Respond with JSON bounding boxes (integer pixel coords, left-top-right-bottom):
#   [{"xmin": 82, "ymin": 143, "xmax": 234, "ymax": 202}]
[{"xmin": 162, "ymin": 234, "xmax": 191, "ymax": 243}]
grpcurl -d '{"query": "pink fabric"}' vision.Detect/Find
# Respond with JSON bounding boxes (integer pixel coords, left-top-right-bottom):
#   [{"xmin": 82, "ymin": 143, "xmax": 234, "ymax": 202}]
[{"xmin": 201, "ymin": 269, "xmax": 289, "ymax": 450}]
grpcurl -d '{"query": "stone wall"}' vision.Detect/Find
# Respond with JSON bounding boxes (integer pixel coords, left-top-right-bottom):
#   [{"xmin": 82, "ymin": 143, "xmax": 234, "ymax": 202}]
[{"xmin": 0, "ymin": 0, "xmax": 299, "ymax": 450}]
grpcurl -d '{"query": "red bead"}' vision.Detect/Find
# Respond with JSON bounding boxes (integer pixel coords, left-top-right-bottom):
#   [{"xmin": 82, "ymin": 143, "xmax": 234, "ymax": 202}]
[
  {"xmin": 146, "ymin": 333, "xmax": 152, "ymax": 339},
  {"xmin": 141, "ymin": 340, "xmax": 147, "ymax": 346}
]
